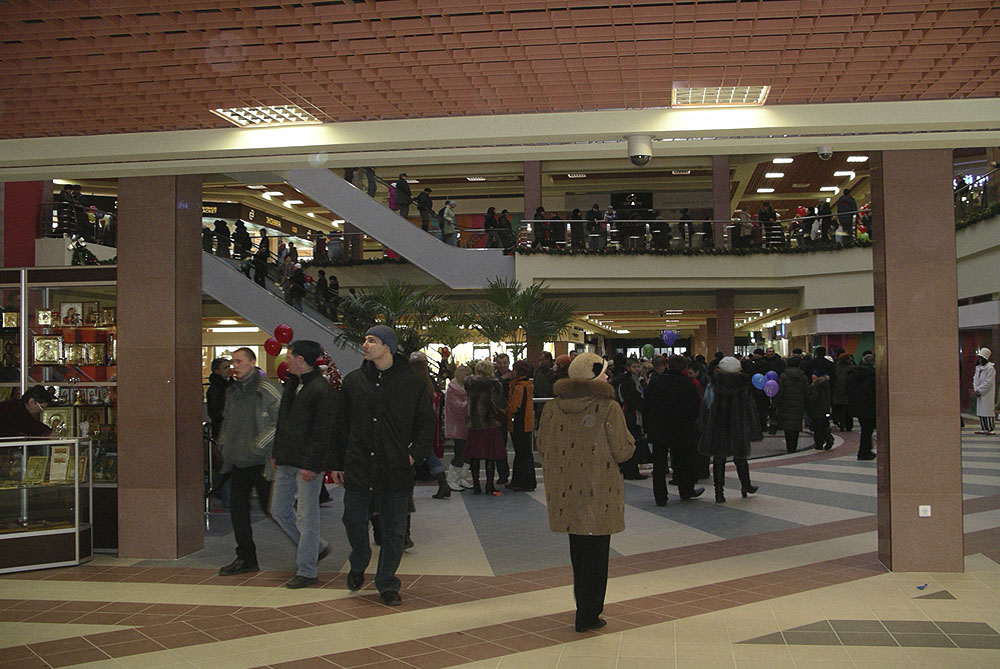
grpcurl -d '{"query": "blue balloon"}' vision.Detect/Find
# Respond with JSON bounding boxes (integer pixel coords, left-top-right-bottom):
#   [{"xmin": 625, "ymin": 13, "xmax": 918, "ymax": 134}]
[
  {"xmin": 765, "ymin": 370, "xmax": 779, "ymax": 382},
  {"xmin": 751, "ymin": 373, "xmax": 766, "ymax": 390},
  {"xmin": 661, "ymin": 330, "xmax": 677, "ymax": 346},
  {"xmin": 764, "ymin": 379, "xmax": 779, "ymax": 398}
]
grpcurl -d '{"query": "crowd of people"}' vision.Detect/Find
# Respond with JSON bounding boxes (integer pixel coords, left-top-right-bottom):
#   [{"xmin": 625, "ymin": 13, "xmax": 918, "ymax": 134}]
[{"xmin": 53, "ymin": 183, "xmax": 117, "ymax": 246}]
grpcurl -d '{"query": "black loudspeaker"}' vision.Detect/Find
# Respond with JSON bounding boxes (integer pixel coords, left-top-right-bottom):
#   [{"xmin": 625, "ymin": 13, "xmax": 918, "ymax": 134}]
[{"xmin": 610, "ymin": 192, "xmax": 653, "ymax": 210}]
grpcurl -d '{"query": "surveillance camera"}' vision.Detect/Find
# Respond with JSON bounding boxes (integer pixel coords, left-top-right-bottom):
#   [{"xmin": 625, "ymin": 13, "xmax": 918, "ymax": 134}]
[
  {"xmin": 817, "ymin": 146, "xmax": 833, "ymax": 161},
  {"xmin": 626, "ymin": 134, "xmax": 653, "ymax": 167}
]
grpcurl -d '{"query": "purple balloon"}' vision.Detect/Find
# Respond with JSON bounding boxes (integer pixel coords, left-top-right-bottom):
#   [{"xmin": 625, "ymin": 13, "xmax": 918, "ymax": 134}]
[
  {"xmin": 765, "ymin": 370, "xmax": 779, "ymax": 382},
  {"xmin": 661, "ymin": 330, "xmax": 677, "ymax": 346},
  {"xmin": 764, "ymin": 379, "xmax": 779, "ymax": 397}
]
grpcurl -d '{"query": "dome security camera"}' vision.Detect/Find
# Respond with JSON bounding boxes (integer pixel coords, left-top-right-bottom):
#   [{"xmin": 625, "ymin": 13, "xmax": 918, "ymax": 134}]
[
  {"xmin": 817, "ymin": 146, "xmax": 834, "ymax": 160},
  {"xmin": 626, "ymin": 134, "xmax": 653, "ymax": 167}
]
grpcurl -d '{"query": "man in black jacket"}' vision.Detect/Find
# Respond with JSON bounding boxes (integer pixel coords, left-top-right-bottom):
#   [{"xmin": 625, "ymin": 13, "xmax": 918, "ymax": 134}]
[
  {"xmin": 643, "ymin": 355, "xmax": 704, "ymax": 505},
  {"xmin": 415, "ymin": 187, "xmax": 433, "ymax": 232},
  {"xmin": 332, "ymin": 325, "xmax": 435, "ymax": 606},
  {"xmin": 613, "ymin": 357, "xmax": 648, "ymax": 480},
  {"xmin": 270, "ymin": 340, "xmax": 338, "ymax": 589},
  {"xmin": 395, "ymin": 173, "xmax": 412, "ymax": 218},
  {"xmin": 206, "ymin": 357, "xmax": 232, "ymax": 442},
  {"xmin": 846, "ymin": 353, "xmax": 877, "ymax": 460}
]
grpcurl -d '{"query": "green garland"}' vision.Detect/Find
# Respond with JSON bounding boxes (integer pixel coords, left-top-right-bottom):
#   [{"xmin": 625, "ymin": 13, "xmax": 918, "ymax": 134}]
[
  {"xmin": 955, "ymin": 202, "xmax": 1000, "ymax": 232},
  {"xmin": 515, "ymin": 240, "xmax": 872, "ymax": 257},
  {"xmin": 303, "ymin": 256, "xmax": 410, "ymax": 269}
]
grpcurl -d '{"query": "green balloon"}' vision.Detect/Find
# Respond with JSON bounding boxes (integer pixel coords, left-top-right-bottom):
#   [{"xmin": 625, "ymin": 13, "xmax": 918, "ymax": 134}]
[{"xmin": 642, "ymin": 344, "xmax": 655, "ymax": 358}]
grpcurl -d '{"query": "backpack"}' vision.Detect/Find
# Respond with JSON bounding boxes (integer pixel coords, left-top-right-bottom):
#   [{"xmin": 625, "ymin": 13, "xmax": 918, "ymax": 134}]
[{"xmin": 438, "ymin": 206, "xmax": 448, "ymax": 220}]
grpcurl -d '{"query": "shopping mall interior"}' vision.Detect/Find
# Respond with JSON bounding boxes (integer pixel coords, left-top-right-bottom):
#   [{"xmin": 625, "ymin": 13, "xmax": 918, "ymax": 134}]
[{"xmin": 2, "ymin": 1, "xmax": 1000, "ymax": 667}]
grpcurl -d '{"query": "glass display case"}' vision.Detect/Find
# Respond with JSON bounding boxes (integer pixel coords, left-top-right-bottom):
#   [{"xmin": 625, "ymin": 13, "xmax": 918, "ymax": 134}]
[
  {"xmin": 0, "ymin": 437, "xmax": 93, "ymax": 573},
  {"xmin": 1, "ymin": 266, "xmax": 117, "ymax": 551}
]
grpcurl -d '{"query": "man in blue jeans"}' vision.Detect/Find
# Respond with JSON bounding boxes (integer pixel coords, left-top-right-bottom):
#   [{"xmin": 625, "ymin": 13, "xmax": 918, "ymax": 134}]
[
  {"xmin": 331, "ymin": 325, "xmax": 436, "ymax": 606},
  {"xmin": 270, "ymin": 340, "xmax": 338, "ymax": 589}
]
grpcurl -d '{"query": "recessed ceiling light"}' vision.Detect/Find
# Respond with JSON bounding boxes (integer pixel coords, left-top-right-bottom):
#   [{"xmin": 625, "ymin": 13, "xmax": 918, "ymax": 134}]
[
  {"xmin": 671, "ymin": 85, "xmax": 769, "ymax": 107},
  {"xmin": 846, "ymin": 155, "xmax": 869, "ymax": 163},
  {"xmin": 764, "ymin": 172, "xmax": 785, "ymax": 178},
  {"xmin": 820, "ymin": 186, "xmax": 839, "ymax": 192},
  {"xmin": 567, "ymin": 173, "xmax": 587, "ymax": 178},
  {"xmin": 247, "ymin": 184, "xmax": 267, "ymax": 190},
  {"xmin": 833, "ymin": 171, "xmax": 856, "ymax": 178},
  {"xmin": 405, "ymin": 178, "xmax": 419, "ymax": 184},
  {"xmin": 263, "ymin": 191, "xmax": 283, "ymax": 197},
  {"xmin": 756, "ymin": 188, "xmax": 775, "ymax": 193},
  {"xmin": 283, "ymin": 199, "xmax": 304, "ymax": 207},
  {"xmin": 306, "ymin": 212, "xmax": 315, "ymax": 218},
  {"xmin": 792, "ymin": 183, "xmax": 810, "ymax": 188},
  {"xmin": 211, "ymin": 104, "xmax": 321, "ymax": 128},
  {"xmin": 614, "ymin": 329, "xmax": 631, "ymax": 334},
  {"xmin": 206, "ymin": 326, "xmax": 260, "ymax": 333},
  {"xmin": 772, "ymin": 157, "xmax": 794, "ymax": 164},
  {"xmin": 671, "ymin": 170, "xmax": 691, "ymax": 175},
  {"xmin": 466, "ymin": 176, "xmax": 486, "ymax": 182},
  {"xmin": 218, "ymin": 319, "xmax": 239, "ymax": 325}
]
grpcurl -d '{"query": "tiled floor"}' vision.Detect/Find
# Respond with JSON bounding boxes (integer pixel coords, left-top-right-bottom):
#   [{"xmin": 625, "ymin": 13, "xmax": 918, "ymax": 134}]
[{"xmin": 2, "ymin": 428, "xmax": 999, "ymax": 668}]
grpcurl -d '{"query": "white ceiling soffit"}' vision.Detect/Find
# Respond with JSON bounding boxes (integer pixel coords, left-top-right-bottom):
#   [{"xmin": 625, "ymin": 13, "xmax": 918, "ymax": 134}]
[{"xmin": 1, "ymin": 99, "xmax": 998, "ymax": 180}]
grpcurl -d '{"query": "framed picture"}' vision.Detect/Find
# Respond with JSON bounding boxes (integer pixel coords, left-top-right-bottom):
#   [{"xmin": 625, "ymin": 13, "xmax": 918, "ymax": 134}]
[
  {"xmin": 24, "ymin": 456, "xmax": 48, "ymax": 483},
  {"xmin": 82, "ymin": 302, "xmax": 100, "ymax": 326},
  {"xmin": 42, "ymin": 406, "xmax": 74, "ymax": 437},
  {"xmin": 59, "ymin": 302, "xmax": 83, "ymax": 327},
  {"xmin": 77, "ymin": 406, "xmax": 105, "ymax": 428},
  {"xmin": 98, "ymin": 307, "xmax": 116, "ymax": 327},
  {"xmin": 1, "ymin": 335, "xmax": 18, "ymax": 367},
  {"xmin": 48, "ymin": 445, "xmax": 72, "ymax": 482},
  {"xmin": 36, "ymin": 310, "xmax": 53, "ymax": 326},
  {"xmin": 33, "ymin": 335, "xmax": 63, "ymax": 364},
  {"xmin": 68, "ymin": 455, "xmax": 88, "ymax": 483},
  {"xmin": 84, "ymin": 343, "xmax": 106, "ymax": 365},
  {"xmin": 63, "ymin": 342, "xmax": 87, "ymax": 365},
  {"xmin": 94, "ymin": 453, "xmax": 117, "ymax": 482},
  {"xmin": 2, "ymin": 311, "xmax": 17, "ymax": 328}
]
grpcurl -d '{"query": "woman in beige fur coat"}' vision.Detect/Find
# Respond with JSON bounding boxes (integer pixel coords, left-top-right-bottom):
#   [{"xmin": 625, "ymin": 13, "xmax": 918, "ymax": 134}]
[{"xmin": 537, "ymin": 352, "xmax": 635, "ymax": 633}]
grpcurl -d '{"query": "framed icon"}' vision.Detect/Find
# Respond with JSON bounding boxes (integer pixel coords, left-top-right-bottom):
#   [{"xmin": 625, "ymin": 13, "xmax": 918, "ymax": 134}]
[
  {"xmin": 2, "ymin": 312, "xmax": 17, "ymax": 328},
  {"xmin": 42, "ymin": 406, "xmax": 74, "ymax": 437},
  {"xmin": 33, "ymin": 335, "xmax": 63, "ymax": 364},
  {"xmin": 84, "ymin": 343, "xmax": 106, "ymax": 365},
  {"xmin": 82, "ymin": 302, "xmax": 100, "ymax": 326},
  {"xmin": 1, "ymin": 335, "xmax": 18, "ymax": 367},
  {"xmin": 36, "ymin": 310, "xmax": 53, "ymax": 326},
  {"xmin": 24, "ymin": 456, "xmax": 48, "ymax": 483},
  {"xmin": 77, "ymin": 406, "xmax": 105, "ymax": 428},
  {"xmin": 59, "ymin": 302, "xmax": 83, "ymax": 327},
  {"xmin": 98, "ymin": 307, "xmax": 116, "ymax": 327},
  {"xmin": 63, "ymin": 342, "xmax": 87, "ymax": 365}
]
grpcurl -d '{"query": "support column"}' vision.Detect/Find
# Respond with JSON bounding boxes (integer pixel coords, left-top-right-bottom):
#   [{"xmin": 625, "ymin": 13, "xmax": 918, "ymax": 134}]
[
  {"xmin": 523, "ymin": 161, "xmax": 541, "ymax": 218},
  {"xmin": 704, "ymin": 318, "xmax": 718, "ymax": 359},
  {"xmin": 712, "ymin": 155, "xmax": 731, "ymax": 248},
  {"xmin": 870, "ymin": 149, "xmax": 963, "ymax": 572},
  {"xmin": 117, "ymin": 176, "xmax": 204, "ymax": 558},
  {"xmin": 716, "ymin": 289, "xmax": 735, "ymax": 356},
  {"xmin": 1, "ymin": 181, "xmax": 46, "ymax": 267}
]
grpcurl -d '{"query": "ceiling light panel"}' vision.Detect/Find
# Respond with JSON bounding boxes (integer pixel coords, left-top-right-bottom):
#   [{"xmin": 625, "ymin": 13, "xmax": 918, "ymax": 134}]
[
  {"xmin": 772, "ymin": 158, "xmax": 794, "ymax": 164},
  {"xmin": 847, "ymin": 156, "xmax": 870, "ymax": 163},
  {"xmin": 210, "ymin": 105, "xmax": 320, "ymax": 128},
  {"xmin": 764, "ymin": 172, "xmax": 784, "ymax": 178},
  {"xmin": 671, "ymin": 85, "xmax": 769, "ymax": 107}
]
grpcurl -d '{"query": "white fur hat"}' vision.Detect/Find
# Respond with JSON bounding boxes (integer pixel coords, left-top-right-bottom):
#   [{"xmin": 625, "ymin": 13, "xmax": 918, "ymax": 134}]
[{"xmin": 717, "ymin": 356, "xmax": 742, "ymax": 374}]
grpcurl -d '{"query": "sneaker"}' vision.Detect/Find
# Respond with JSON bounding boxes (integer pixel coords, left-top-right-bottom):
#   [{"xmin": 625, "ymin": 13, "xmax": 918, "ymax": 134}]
[
  {"xmin": 379, "ymin": 590, "xmax": 402, "ymax": 606},
  {"xmin": 218, "ymin": 559, "xmax": 259, "ymax": 576},
  {"xmin": 346, "ymin": 570, "xmax": 364, "ymax": 591},
  {"xmin": 284, "ymin": 575, "xmax": 318, "ymax": 589}
]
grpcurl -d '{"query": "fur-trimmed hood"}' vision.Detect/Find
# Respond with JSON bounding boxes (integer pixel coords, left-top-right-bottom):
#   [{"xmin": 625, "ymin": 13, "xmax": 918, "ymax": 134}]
[{"xmin": 553, "ymin": 377, "xmax": 615, "ymax": 401}]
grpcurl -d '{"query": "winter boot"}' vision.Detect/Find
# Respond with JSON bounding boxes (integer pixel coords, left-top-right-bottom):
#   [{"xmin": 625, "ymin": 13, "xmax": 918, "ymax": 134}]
[
  {"xmin": 433, "ymin": 472, "xmax": 451, "ymax": 499},
  {"xmin": 459, "ymin": 463, "xmax": 473, "ymax": 489},
  {"xmin": 470, "ymin": 459, "xmax": 482, "ymax": 495},
  {"xmin": 713, "ymin": 459, "xmax": 726, "ymax": 504},
  {"xmin": 735, "ymin": 459, "xmax": 758, "ymax": 498},
  {"xmin": 445, "ymin": 465, "xmax": 463, "ymax": 492}
]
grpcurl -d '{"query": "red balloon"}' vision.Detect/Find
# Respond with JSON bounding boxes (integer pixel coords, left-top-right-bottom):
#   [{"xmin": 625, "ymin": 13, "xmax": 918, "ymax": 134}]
[
  {"xmin": 305, "ymin": 275, "xmax": 313, "ymax": 283},
  {"xmin": 274, "ymin": 324, "xmax": 293, "ymax": 344},
  {"xmin": 314, "ymin": 356, "xmax": 325, "ymax": 367},
  {"xmin": 276, "ymin": 360, "xmax": 289, "ymax": 381},
  {"xmin": 264, "ymin": 337, "xmax": 282, "ymax": 357},
  {"xmin": 440, "ymin": 346, "xmax": 451, "ymax": 357}
]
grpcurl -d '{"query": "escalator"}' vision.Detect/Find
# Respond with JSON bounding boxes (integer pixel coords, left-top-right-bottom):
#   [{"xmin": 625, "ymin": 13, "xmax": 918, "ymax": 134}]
[
  {"xmin": 287, "ymin": 168, "xmax": 514, "ymax": 290},
  {"xmin": 201, "ymin": 252, "xmax": 361, "ymax": 372}
]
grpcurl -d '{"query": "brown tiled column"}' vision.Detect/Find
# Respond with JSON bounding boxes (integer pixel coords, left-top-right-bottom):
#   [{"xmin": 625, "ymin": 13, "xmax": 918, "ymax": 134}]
[
  {"xmin": 704, "ymin": 318, "xmax": 718, "ymax": 358},
  {"xmin": 716, "ymin": 289, "xmax": 735, "ymax": 355},
  {"xmin": 870, "ymin": 150, "xmax": 963, "ymax": 572},
  {"xmin": 712, "ymin": 156, "xmax": 731, "ymax": 248},
  {"xmin": 523, "ymin": 161, "xmax": 541, "ymax": 220},
  {"xmin": 116, "ymin": 176, "xmax": 204, "ymax": 558}
]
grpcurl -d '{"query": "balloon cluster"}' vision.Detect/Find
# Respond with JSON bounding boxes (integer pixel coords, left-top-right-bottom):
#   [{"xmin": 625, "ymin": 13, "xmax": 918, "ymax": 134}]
[
  {"xmin": 752, "ymin": 371, "xmax": 780, "ymax": 397},
  {"xmin": 264, "ymin": 324, "xmax": 294, "ymax": 380}
]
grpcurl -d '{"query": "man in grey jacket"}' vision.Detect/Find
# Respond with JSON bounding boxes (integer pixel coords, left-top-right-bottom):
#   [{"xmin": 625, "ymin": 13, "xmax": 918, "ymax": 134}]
[{"xmin": 218, "ymin": 347, "xmax": 282, "ymax": 576}]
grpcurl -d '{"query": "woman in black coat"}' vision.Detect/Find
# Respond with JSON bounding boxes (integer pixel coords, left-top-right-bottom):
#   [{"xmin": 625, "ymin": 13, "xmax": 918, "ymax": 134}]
[
  {"xmin": 698, "ymin": 357, "xmax": 762, "ymax": 503},
  {"xmin": 775, "ymin": 357, "xmax": 809, "ymax": 453},
  {"xmin": 846, "ymin": 354, "xmax": 877, "ymax": 460}
]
